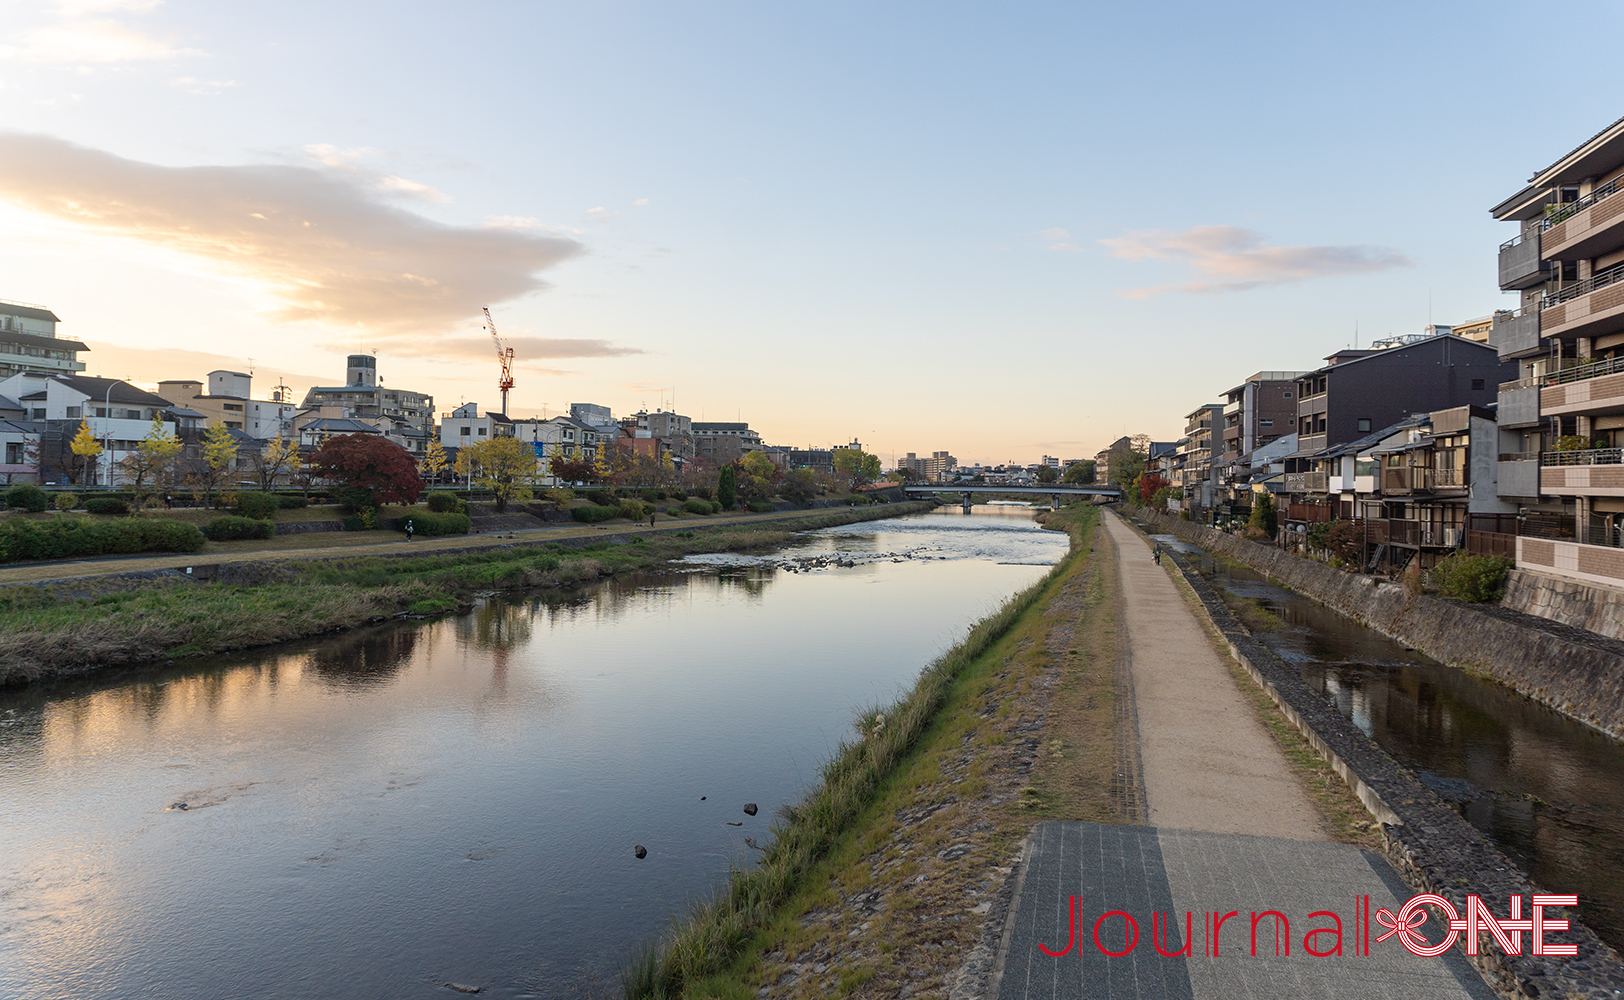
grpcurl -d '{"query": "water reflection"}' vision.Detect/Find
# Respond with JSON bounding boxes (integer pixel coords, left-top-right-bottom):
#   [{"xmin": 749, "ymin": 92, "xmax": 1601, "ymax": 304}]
[
  {"xmin": 1195, "ymin": 552, "xmax": 1624, "ymax": 950},
  {"xmin": 0, "ymin": 510, "xmax": 1067, "ymax": 1000}
]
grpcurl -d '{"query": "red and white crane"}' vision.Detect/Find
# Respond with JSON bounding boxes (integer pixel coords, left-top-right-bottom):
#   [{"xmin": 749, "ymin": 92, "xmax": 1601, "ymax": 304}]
[{"xmin": 482, "ymin": 306, "xmax": 514, "ymax": 415}]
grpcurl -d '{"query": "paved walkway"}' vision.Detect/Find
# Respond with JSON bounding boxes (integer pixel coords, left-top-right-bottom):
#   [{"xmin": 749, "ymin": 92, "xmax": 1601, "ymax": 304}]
[
  {"xmin": 1101, "ymin": 509, "xmax": 1322, "ymax": 839},
  {"xmin": 989, "ymin": 512, "xmax": 1492, "ymax": 999}
]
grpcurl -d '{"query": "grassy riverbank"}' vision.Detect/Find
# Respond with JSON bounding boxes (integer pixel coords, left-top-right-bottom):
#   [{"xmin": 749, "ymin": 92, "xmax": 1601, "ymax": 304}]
[
  {"xmin": 623, "ymin": 503, "xmax": 1114, "ymax": 1000},
  {"xmin": 0, "ymin": 503, "xmax": 932, "ymax": 687}
]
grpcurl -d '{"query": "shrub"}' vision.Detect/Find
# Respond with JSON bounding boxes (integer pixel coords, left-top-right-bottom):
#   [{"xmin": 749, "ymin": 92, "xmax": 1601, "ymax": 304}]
[
  {"xmin": 710, "ymin": 500, "xmax": 723, "ymax": 513},
  {"xmin": 639, "ymin": 488, "xmax": 663, "ymax": 502},
  {"xmin": 543, "ymin": 487, "xmax": 576, "ymax": 505},
  {"xmin": 204, "ymin": 515, "xmax": 275, "ymax": 541},
  {"xmin": 4, "ymin": 484, "xmax": 49, "ymax": 513},
  {"xmin": 341, "ymin": 508, "xmax": 380, "ymax": 532},
  {"xmin": 747, "ymin": 500, "xmax": 775, "ymax": 513},
  {"xmin": 426, "ymin": 491, "xmax": 463, "ymax": 513},
  {"xmin": 84, "ymin": 497, "xmax": 130, "ymax": 516},
  {"xmin": 572, "ymin": 504, "xmax": 620, "ymax": 524},
  {"xmin": 399, "ymin": 511, "xmax": 470, "ymax": 536},
  {"xmin": 274, "ymin": 494, "xmax": 308, "ymax": 510},
  {"xmin": 1248, "ymin": 492, "xmax": 1277, "ymax": 537},
  {"xmin": 1306, "ymin": 520, "xmax": 1335, "ymax": 551},
  {"xmin": 1428, "ymin": 553, "xmax": 1514, "ymax": 603},
  {"xmin": 234, "ymin": 491, "xmax": 281, "ymax": 520},
  {"xmin": 617, "ymin": 498, "xmax": 646, "ymax": 520},
  {"xmin": 0, "ymin": 517, "xmax": 205, "ymax": 562},
  {"xmin": 690, "ymin": 486, "xmax": 713, "ymax": 501},
  {"xmin": 717, "ymin": 466, "xmax": 737, "ymax": 509},
  {"xmin": 683, "ymin": 498, "xmax": 713, "ymax": 515},
  {"xmin": 53, "ymin": 492, "xmax": 79, "ymax": 512}
]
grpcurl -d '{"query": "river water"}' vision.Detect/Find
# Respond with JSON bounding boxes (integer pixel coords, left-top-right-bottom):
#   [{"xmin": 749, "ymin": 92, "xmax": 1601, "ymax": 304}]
[
  {"xmin": 1148, "ymin": 531, "xmax": 1624, "ymax": 952},
  {"xmin": 0, "ymin": 508, "xmax": 1069, "ymax": 1000}
]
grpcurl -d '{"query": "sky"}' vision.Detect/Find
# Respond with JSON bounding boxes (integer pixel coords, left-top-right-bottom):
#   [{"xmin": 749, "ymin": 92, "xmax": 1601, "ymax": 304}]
[{"xmin": 1, "ymin": 1, "xmax": 1621, "ymax": 467}]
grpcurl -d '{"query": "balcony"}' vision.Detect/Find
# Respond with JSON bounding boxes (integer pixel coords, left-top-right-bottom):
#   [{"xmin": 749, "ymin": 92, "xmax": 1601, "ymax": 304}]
[
  {"xmin": 1541, "ymin": 177, "xmax": 1624, "ymax": 261},
  {"xmin": 1381, "ymin": 467, "xmax": 1465, "ymax": 494},
  {"xmin": 1517, "ymin": 535, "xmax": 1624, "ymax": 588},
  {"xmin": 1498, "ymin": 381, "xmax": 1541, "ymax": 427},
  {"xmin": 1540, "ymin": 355, "xmax": 1624, "ymax": 417},
  {"xmin": 1540, "ymin": 447, "xmax": 1624, "ymax": 496},
  {"xmin": 1499, "ymin": 230, "xmax": 1549, "ymax": 289},
  {"xmin": 1498, "ymin": 453, "xmax": 1541, "ymax": 497},
  {"xmin": 1283, "ymin": 471, "xmax": 1328, "ymax": 492},
  {"xmin": 1286, "ymin": 502, "xmax": 1334, "ymax": 523},
  {"xmin": 1540, "ymin": 261, "xmax": 1624, "ymax": 340},
  {"xmin": 1297, "ymin": 433, "xmax": 1327, "ymax": 455},
  {"xmin": 1493, "ymin": 307, "xmax": 1541, "ymax": 358}
]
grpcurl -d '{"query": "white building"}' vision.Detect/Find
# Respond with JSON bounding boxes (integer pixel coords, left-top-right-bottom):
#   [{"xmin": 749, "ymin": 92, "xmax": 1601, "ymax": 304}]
[
  {"xmin": 0, "ymin": 371, "xmax": 179, "ymax": 486},
  {"xmin": 439, "ymin": 402, "xmax": 515, "ymax": 449},
  {"xmin": 0, "ymin": 300, "xmax": 89, "ymax": 380},
  {"xmin": 156, "ymin": 370, "xmax": 298, "ymax": 440}
]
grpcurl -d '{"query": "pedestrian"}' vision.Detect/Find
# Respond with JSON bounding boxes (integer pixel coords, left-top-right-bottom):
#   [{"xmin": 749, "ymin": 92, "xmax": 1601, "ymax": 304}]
[
  {"xmin": 164, "ymin": 492, "xmax": 173, "ymax": 510},
  {"xmin": 650, "ymin": 511, "xmax": 657, "ymax": 527},
  {"xmin": 1152, "ymin": 542, "xmax": 1162, "ymax": 565},
  {"xmin": 405, "ymin": 518, "xmax": 415, "ymax": 541}
]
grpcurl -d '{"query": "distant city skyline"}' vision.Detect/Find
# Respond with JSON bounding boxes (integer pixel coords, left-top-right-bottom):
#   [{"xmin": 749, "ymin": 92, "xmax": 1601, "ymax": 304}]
[{"xmin": 0, "ymin": 1, "xmax": 1618, "ymax": 466}]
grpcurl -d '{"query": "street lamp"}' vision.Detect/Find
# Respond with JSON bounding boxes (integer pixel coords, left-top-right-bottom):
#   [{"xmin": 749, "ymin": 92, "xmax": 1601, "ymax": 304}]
[{"xmin": 100, "ymin": 380, "xmax": 118, "ymax": 488}]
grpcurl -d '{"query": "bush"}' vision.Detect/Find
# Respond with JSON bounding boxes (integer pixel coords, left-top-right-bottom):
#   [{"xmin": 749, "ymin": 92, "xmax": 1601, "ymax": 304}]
[
  {"xmin": 4, "ymin": 484, "xmax": 49, "ymax": 513},
  {"xmin": 747, "ymin": 500, "xmax": 775, "ymax": 513},
  {"xmin": 399, "ymin": 511, "xmax": 470, "ymax": 536},
  {"xmin": 710, "ymin": 500, "xmax": 723, "ymax": 513},
  {"xmin": 53, "ymin": 492, "xmax": 79, "ymax": 512},
  {"xmin": 617, "ymin": 498, "xmax": 646, "ymax": 521},
  {"xmin": 572, "ymin": 504, "xmax": 620, "ymax": 524},
  {"xmin": 83, "ymin": 497, "xmax": 130, "ymax": 516},
  {"xmin": 1428, "ymin": 553, "xmax": 1514, "ymax": 603},
  {"xmin": 1248, "ymin": 492, "xmax": 1277, "ymax": 537},
  {"xmin": 204, "ymin": 515, "xmax": 275, "ymax": 541},
  {"xmin": 0, "ymin": 517, "xmax": 205, "ymax": 562},
  {"xmin": 683, "ymin": 498, "xmax": 713, "ymax": 515},
  {"xmin": 274, "ymin": 494, "xmax": 308, "ymax": 510},
  {"xmin": 543, "ymin": 487, "xmax": 576, "ymax": 505},
  {"xmin": 341, "ymin": 508, "xmax": 380, "ymax": 532},
  {"xmin": 234, "ymin": 492, "xmax": 281, "ymax": 520},
  {"xmin": 690, "ymin": 486, "xmax": 713, "ymax": 501},
  {"xmin": 426, "ymin": 491, "xmax": 462, "ymax": 513}
]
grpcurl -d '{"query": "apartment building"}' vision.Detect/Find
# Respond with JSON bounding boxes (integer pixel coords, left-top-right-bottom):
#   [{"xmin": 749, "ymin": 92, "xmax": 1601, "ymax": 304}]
[
  {"xmin": 621, "ymin": 409, "xmax": 694, "ymax": 461},
  {"xmin": 156, "ymin": 370, "xmax": 297, "ymax": 439},
  {"xmin": 898, "ymin": 450, "xmax": 958, "ymax": 482},
  {"xmin": 300, "ymin": 355, "xmax": 435, "ymax": 455},
  {"xmin": 1215, "ymin": 371, "xmax": 1304, "ymax": 501},
  {"xmin": 1492, "ymin": 117, "xmax": 1624, "ymax": 566},
  {"xmin": 0, "ymin": 371, "xmax": 179, "ymax": 486},
  {"xmin": 0, "ymin": 300, "xmax": 87, "ymax": 380},
  {"xmin": 438, "ymin": 402, "xmax": 515, "ymax": 450},
  {"xmin": 1179, "ymin": 404, "xmax": 1224, "ymax": 510},
  {"xmin": 693, "ymin": 421, "xmax": 763, "ymax": 464}
]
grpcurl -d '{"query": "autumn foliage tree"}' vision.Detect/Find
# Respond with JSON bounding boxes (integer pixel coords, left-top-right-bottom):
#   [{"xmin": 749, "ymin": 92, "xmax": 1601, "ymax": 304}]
[
  {"xmin": 1138, "ymin": 472, "xmax": 1170, "ymax": 502},
  {"xmin": 312, "ymin": 433, "xmax": 423, "ymax": 509},
  {"xmin": 548, "ymin": 454, "xmax": 597, "ymax": 485}
]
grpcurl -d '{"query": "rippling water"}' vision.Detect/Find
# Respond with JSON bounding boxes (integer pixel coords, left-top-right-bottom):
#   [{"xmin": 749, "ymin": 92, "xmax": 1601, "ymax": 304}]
[{"xmin": 0, "ymin": 507, "xmax": 1067, "ymax": 1000}]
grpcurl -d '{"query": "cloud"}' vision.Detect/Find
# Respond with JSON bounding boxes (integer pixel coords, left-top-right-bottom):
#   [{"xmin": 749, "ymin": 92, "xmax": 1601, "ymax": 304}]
[
  {"xmin": 1034, "ymin": 227, "xmax": 1084, "ymax": 252},
  {"xmin": 3, "ymin": 2, "xmax": 200, "ymax": 63},
  {"xmin": 372, "ymin": 333, "xmax": 642, "ymax": 364},
  {"xmin": 0, "ymin": 133, "xmax": 585, "ymax": 338},
  {"xmin": 585, "ymin": 206, "xmax": 621, "ymax": 221},
  {"xmin": 632, "ymin": 198, "xmax": 649, "ymax": 207},
  {"xmin": 1099, "ymin": 225, "xmax": 1410, "ymax": 298},
  {"xmin": 171, "ymin": 75, "xmax": 234, "ymax": 95},
  {"xmin": 84, "ymin": 342, "xmax": 328, "ymax": 395},
  {"xmin": 302, "ymin": 143, "xmax": 451, "ymax": 202}
]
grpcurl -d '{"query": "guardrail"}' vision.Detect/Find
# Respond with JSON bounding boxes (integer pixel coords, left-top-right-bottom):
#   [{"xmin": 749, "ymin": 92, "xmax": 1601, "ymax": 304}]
[
  {"xmin": 1542, "ymin": 447, "xmax": 1624, "ymax": 466},
  {"xmin": 1542, "ymin": 261, "xmax": 1624, "ymax": 309},
  {"xmin": 1543, "ymin": 177, "xmax": 1619, "ymax": 229}
]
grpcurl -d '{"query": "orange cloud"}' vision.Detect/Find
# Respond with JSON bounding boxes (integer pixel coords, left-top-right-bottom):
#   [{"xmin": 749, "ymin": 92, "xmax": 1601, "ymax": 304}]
[{"xmin": 1100, "ymin": 225, "xmax": 1410, "ymax": 297}]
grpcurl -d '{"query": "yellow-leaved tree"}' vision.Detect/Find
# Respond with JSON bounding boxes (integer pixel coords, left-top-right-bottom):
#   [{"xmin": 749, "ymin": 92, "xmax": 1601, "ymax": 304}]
[
  {"xmin": 69, "ymin": 419, "xmax": 104, "ymax": 486},
  {"xmin": 120, "ymin": 416, "xmax": 180, "ymax": 495},
  {"xmin": 460, "ymin": 437, "xmax": 537, "ymax": 512},
  {"xmin": 250, "ymin": 436, "xmax": 294, "ymax": 491},
  {"xmin": 196, "ymin": 424, "xmax": 239, "ymax": 506},
  {"xmin": 421, "ymin": 439, "xmax": 448, "ymax": 484}
]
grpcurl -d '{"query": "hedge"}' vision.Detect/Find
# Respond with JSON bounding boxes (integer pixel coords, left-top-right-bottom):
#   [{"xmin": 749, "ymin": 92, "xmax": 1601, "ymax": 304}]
[
  {"xmin": 84, "ymin": 497, "xmax": 131, "ymax": 516},
  {"xmin": 274, "ymin": 494, "xmax": 309, "ymax": 509},
  {"xmin": 617, "ymin": 498, "xmax": 647, "ymax": 520},
  {"xmin": 3, "ymin": 484, "xmax": 50, "ymax": 513},
  {"xmin": 398, "ymin": 512, "xmax": 470, "ymax": 536},
  {"xmin": 0, "ymin": 517, "xmax": 205, "ymax": 562},
  {"xmin": 683, "ymin": 498, "xmax": 713, "ymax": 515},
  {"xmin": 426, "ymin": 491, "xmax": 465, "ymax": 513},
  {"xmin": 204, "ymin": 515, "xmax": 275, "ymax": 541},
  {"xmin": 747, "ymin": 501, "xmax": 775, "ymax": 513},
  {"xmin": 572, "ymin": 504, "xmax": 620, "ymax": 523},
  {"xmin": 234, "ymin": 492, "xmax": 281, "ymax": 519}
]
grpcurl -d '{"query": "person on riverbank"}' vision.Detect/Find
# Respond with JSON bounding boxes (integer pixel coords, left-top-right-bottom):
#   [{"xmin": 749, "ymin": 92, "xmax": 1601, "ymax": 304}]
[
  {"xmin": 1152, "ymin": 542, "xmax": 1161, "ymax": 565},
  {"xmin": 405, "ymin": 519, "xmax": 415, "ymax": 541}
]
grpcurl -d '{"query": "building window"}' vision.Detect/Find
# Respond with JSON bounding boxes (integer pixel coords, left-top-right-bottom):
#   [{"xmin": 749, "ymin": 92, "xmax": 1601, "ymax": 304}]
[
  {"xmin": 1357, "ymin": 418, "xmax": 1371, "ymax": 432},
  {"xmin": 5, "ymin": 443, "xmax": 23, "ymax": 464},
  {"xmin": 31, "ymin": 408, "xmax": 45, "ymax": 419},
  {"xmin": 1282, "ymin": 391, "xmax": 1292, "ymax": 399},
  {"xmin": 460, "ymin": 427, "xmax": 472, "ymax": 436},
  {"xmin": 478, "ymin": 428, "xmax": 487, "ymax": 436},
  {"xmin": 1260, "ymin": 418, "xmax": 1273, "ymax": 428},
  {"xmin": 65, "ymin": 406, "xmax": 81, "ymax": 418},
  {"xmin": 1471, "ymin": 379, "xmax": 1485, "ymax": 390}
]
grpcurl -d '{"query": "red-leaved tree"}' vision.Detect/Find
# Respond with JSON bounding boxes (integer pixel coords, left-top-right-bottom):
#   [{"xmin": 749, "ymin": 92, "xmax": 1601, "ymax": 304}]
[
  {"xmin": 1139, "ymin": 472, "xmax": 1170, "ymax": 502},
  {"xmin": 549, "ymin": 455, "xmax": 597, "ymax": 485},
  {"xmin": 312, "ymin": 434, "xmax": 424, "ymax": 507}
]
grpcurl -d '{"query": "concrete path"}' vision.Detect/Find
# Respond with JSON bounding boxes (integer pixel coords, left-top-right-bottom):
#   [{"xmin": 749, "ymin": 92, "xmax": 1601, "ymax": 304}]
[
  {"xmin": 994, "ymin": 822, "xmax": 1494, "ymax": 1000},
  {"xmin": 1101, "ymin": 509, "xmax": 1323, "ymax": 839}
]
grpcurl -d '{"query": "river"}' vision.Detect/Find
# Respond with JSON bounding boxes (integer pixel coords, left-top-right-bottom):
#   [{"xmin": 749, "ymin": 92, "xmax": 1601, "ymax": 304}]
[{"xmin": 0, "ymin": 507, "xmax": 1069, "ymax": 1000}]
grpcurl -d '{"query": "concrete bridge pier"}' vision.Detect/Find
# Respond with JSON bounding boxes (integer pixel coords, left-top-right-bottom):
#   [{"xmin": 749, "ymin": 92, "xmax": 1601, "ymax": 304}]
[{"xmin": 962, "ymin": 492, "xmax": 974, "ymax": 513}]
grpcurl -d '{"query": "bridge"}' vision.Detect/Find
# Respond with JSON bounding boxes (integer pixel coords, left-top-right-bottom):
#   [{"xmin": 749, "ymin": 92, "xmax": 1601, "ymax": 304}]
[{"xmin": 901, "ymin": 483, "xmax": 1122, "ymax": 512}]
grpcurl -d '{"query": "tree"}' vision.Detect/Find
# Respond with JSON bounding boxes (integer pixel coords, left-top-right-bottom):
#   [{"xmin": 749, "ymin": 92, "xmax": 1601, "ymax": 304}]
[
  {"xmin": 1062, "ymin": 460, "xmax": 1095, "ymax": 485},
  {"xmin": 832, "ymin": 448, "xmax": 881, "ymax": 487},
  {"xmin": 1138, "ymin": 472, "xmax": 1170, "ymax": 502},
  {"xmin": 195, "ymin": 424, "xmax": 240, "ymax": 506},
  {"xmin": 549, "ymin": 454, "xmax": 596, "ymax": 485},
  {"xmin": 420, "ymin": 439, "xmax": 448, "ymax": 484},
  {"xmin": 1109, "ymin": 448, "xmax": 1147, "ymax": 489},
  {"xmin": 1248, "ymin": 491, "xmax": 1277, "ymax": 537},
  {"xmin": 779, "ymin": 467, "xmax": 819, "ymax": 506},
  {"xmin": 69, "ymin": 419, "xmax": 103, "ymax": 486},
  {"xmin": 118, "ymin": 417, "xmax": 181, "ymax": 497},
  {"xmin": 717, "ymin": 465, "xmax": 737, "ymax": 509},
  {"xmin": 736, "ymin": 450, "xmax": 781, "ymax": 502},
  {"xmin": 249, "ymin": 435, "xmax": 294, "ymax": 492},
  {"xmin": 1036, "ymin": 465, "xmax": 1060, "ymax": 484},
  {"xmin": 312, "ymin": 433, "xmax": 423, "ymax": 508},
  {"xmin": 460, "ymin": 437, "xmax": 538, "ymax": 512}
]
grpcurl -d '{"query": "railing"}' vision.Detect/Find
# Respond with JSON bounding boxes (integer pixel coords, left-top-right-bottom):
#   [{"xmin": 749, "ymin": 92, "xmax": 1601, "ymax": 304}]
[
  {"xmin": 1499, "ymin": 451, "xmax": 1541, "ymax": 462},
  {"xmin": 1499, "ymin": 228, "xmax": 1537, "ymax": 252},
  {"xmin": 1286, "ymin": 503, "xmax": 1334, "ymax": 523},
  {"xmin": 1541, "ymin": 354, "xmax": 1624, "ymax": 386},
  {"xmin": 1379, "ymin": 467, "xmax": 1465, "ymax": 493},
  {"xmin": 1542, "ymin": 447, "xmax": 1624, "ymax": 466},
  {"xmin": 1543, "ymin": 177, "xmax": 1620, "ymax": 229},
  {"xmin": 1468, "ymin": 530, "xmax": 1516, "ymax": 557},
  {"xmin": 1542, "ymin": 261, "xmax": 1624, "ymax": 309}
]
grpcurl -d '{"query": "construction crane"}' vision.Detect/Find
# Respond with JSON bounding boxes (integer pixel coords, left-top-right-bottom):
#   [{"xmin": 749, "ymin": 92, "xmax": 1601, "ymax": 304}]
[{"xmin": 482, "ymin": 306, "xmax": 514, "ymax": 415}]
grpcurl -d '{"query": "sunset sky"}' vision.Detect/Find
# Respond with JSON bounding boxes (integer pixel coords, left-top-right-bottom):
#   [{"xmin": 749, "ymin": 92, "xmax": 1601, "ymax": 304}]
[{"xmin": 1, "ymin": 1, "xmax": 1619, "ymax": 465}]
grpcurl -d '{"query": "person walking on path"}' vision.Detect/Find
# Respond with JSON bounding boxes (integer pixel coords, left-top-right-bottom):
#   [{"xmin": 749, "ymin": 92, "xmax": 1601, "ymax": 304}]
[{"xmin": 405, "ymin": 519, "xmax": 414, "ymax": 541}]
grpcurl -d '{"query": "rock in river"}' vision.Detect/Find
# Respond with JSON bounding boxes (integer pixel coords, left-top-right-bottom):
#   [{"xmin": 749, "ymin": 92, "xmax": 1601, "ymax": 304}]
[
  {"xmin": 743, "ymin": 803, "xmax": 758, "ymax": 816},
  {"xmin": 634, "ymin": 845, "xmax": 647, "ymax": 859}
]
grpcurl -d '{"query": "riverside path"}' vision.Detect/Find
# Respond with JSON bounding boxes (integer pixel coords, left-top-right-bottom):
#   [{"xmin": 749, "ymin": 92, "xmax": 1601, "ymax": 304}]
[{"xmin": 990, "ymin": 511, "xmax": 1495, "ymax": 1000}]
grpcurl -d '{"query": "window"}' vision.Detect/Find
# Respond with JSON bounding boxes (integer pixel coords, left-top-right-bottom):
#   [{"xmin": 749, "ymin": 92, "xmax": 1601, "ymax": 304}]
[
  {"xmin": 1471, "ymin": 379, "xmax": 1485, "ymax": 390},
  {"xmin": 1282, "ymin": 391, "xmax": 1292, "ymax": 399},
  {"xmin": 460, "ymin": 426, "xmax": 471, "ymax": 436},
  {"xmin": 5, "ymin": 443, "xmax": 22, "ymax": 464},
  {"xmin": 96, "ymin": 407, "xmax": 107, "ymax": 418},
  {"xmin": 1357, "ymin": 418, "xmax": 1371, "ymax": 432},
  {"xmin": 31, "ymin": 408, "xmax": 45, "ymax": 419},
  {"xmin": 478, "ymin": 428, "xmax": 487, "ymax": 436},
  {"xmin": 1260, "ymin": 418, "xmax": 1273, "ymax": 428},
  {"xmin": 65, "ymin": 406, "xmax": 81, "ymax": 418}
]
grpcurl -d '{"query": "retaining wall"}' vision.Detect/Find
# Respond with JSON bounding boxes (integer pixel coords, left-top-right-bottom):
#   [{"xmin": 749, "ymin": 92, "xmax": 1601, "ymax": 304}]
[
  {"xmin": 1134, "ymin": 507, "xmax": 1624, "ymax": 739},
  {"xmin": 1502, "ymin": 568, "xmax": 1624, "ymax": 641}
]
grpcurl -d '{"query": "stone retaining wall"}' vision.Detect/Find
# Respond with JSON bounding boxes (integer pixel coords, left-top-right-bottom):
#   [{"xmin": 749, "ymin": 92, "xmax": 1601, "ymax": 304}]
[
  {"xmin": 1134, "ymin": 507, "xmax": 1624, "ymax": 739},
  {"xmin": 1141, "ymin": 524, "xmax": 1624, "ymax": 999},
  {"xmin": 1502, "ymin": 568, "xmax": 1624, "ymax": 640}
]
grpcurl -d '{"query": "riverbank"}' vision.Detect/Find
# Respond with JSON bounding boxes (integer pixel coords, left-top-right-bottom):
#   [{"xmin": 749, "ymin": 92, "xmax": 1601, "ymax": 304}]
[{"xmin": 0, "ymin": 502, "xmax": 935, "ymax": 688}]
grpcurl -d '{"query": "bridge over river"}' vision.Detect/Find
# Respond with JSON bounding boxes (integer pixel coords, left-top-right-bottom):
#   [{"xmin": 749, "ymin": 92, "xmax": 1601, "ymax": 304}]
[{"xmin": 901, "ymin": 483, "xmax": 1122, "ymax": 512}]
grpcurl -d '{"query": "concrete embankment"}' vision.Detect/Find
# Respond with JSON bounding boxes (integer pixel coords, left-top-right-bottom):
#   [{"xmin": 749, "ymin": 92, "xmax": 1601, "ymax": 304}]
[{"xmin": 1132, "ymin": 506, "xmax": 1624, "ymax": 740}]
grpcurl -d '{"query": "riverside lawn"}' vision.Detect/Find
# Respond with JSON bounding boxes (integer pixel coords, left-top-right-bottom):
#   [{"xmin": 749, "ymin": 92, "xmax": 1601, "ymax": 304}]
[{"xmin": 0, "ymin": 503, "xmax": 932, "ymax": 687}]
